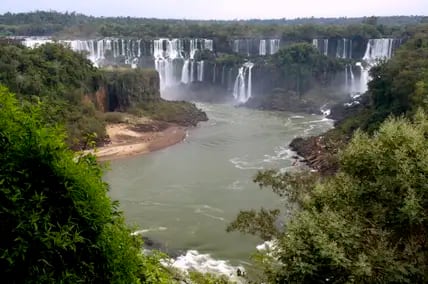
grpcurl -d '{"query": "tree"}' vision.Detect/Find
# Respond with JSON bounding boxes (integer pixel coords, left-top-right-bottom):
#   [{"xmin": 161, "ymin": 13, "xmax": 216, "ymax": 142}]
[
  {"xmin": 229, "ymin": 112, "xmax": 428, "ymax": 283},
  {"xmin": 0, "ymin": 86, "xmax": 171, "ymax": 283},
  {"xmin": 0, "ymin": 43, "xmax": 106, "ymax": 149}
]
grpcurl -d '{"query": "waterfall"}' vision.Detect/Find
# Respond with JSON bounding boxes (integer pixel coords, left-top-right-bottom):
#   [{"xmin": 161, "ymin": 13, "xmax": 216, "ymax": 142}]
[
  {"xmin": 312, "ymin": 39, "xmax": 318, "ymax": 49},
  {"xmin": 363, "ymin": 38, "xmax": 395, "ymax": 65},
  {"xmin": 336, "ymin": 39, "xmax": 341, "ymax": 58},
  {"xmin": 342, "ymin": 38, "xmax": 347, "ymax": 59},
  {"xmin": 233, "ymin": 62, "xmax": 254, "ymax": 103},
  {"xmin": 153, "ymin": 38, "xmax": 185, "ymax": 89},
  {"xmin": 197, "ymin": 61, "xmax": 204, "ymax": 82},
  {"xmin": 190, "ymin": 61, "xmax": 195, "ymax": 82},
  {"xmin": 313, "ymin": 38, "xmax": 328, "ymax": 56},
  {"xmin": 181, "ymin": 60, "xmax": 190, "ymax": 84},
  {"xmin": 356, "ymin": 62, "xmax": 369, "ymax": 95},
  {"xmin": 259, "ymin": 40, "xmax": 267, "ymax": 56},
  {"xmin": 349, "ymin": 65, "xmax": 355, "ymax": 94},
  {"xmin": 233, "ymin": 67, "xmax": 246, "ymax": 103},
  {"xmin": 233, "ymin": 40, "xmax": 239, "ymax": 53},
  {"xmin": 345, "ymin": 64, "xmax": 357, "ymax": 95},
  {"xmin": 323, "ymin": 39, "xmax": 329, "ymax": 56},
  {"xmin": 137, "ymin": 39, "xmax": 142, "ymax": 57},
  {"xmin": 152, "ymin": 38, "xmax": 213, "ymax": 88},
  {"xmin": 269, "ymin": 39, "xmax": 280, "ymax": 55},
  {"xmin": 247, "ymin": 64, "xmax": 253, "ymax": 101},
  {"xmin": 335, "ymin": 38, "xmax": 349, "ymax": 59},
  {"xmin": 351, "ymin": 38, "xmax": 397, "ymax": 95}
]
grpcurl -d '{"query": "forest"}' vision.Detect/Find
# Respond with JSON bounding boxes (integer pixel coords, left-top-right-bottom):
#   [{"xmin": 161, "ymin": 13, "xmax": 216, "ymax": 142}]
[{"xmin": 0, "ymin": 11, "xmax": 425, "ymax": 39}]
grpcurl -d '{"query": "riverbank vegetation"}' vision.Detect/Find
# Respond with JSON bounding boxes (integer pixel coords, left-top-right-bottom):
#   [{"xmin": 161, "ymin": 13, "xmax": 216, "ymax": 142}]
[{"xmin": 0, "ymin": 87, "xmax": 173, "ymax": 282}]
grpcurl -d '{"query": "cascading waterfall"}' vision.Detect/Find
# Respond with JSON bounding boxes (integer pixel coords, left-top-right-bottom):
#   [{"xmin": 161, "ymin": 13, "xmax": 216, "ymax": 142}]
[
  {"xmin": 233, "ymin": 40, "xmax": 240, "ymax": 54},
  {"xmin": 312, "ymin": 39, "xmax": 328, "ymax": 56},
  {"xmin": 344, "ymin": 64, "xmax": 357, "ymax": 95},
  {"xmin": 190, "ymin": 61, "xmax": 195, "ymax": 82},
  {"xmin": 181, "ymin": 60, "xmax": 190, "ymax": 84},
  {"xmin": 312, "ymin": 39, "xmax": 319, "ymax": 49},
  {"xmin": 259, "ymin": 40, "xmax": 267, "ymax": 56},
  {"xmin": 153, "ymin": 38, "xmax": 213, "ymax": 89},
  {"xmin": 336, "ymin": 38, "xmax": 352, "ymax": 59},
  {"xmin": 356, "ymin": 62, "xmax": 369, "ymax": 95},
  {"xmin": 234, "ymin": 39, "xmax": 280, "ymax": 56},
  {"xmin": 233, "ymin": 62, "xmax": 254, "ymax": 104},
  {"xmin": 197, "ymin": 61, "xmax": 204, "ymax": 82},
  {"xmin": 363, "ymin": 38, "xmax": 395, "ymax": 65},
  {"xmin": 20, "ymin": 36, "xmax": 400, "ymax": 100},
  {"xmin": 269, "ymin": 39, "xmax": 280, "ymax": 55},
  {"xmin": 323, "ymin": 39, "xmax": 329, "ymax": 56},
  {"xmin": 355, "ymin": 38, "xmax": 397, "ymax": 94},
  {"xmin": 22, "ymin": 37, "xmax": 213, "ymax": 89},
  {"xmin": 342, "ymin": 38, "xmax": 346, "ymax": 59}
]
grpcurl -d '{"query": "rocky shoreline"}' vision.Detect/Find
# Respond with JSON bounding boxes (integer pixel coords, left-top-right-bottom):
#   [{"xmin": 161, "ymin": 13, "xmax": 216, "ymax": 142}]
[
  {"xmin": 288, "ymin": 99, "xmax": 365, "ymax": 175},
  {"xmin": 289, "ymin": 136, "xmax": 338, "ymax": 175}
]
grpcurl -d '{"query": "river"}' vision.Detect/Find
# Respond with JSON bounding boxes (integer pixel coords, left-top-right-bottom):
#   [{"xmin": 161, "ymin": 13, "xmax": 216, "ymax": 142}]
[{"xmin": 104, "ymin": 102, "xmax": 333, "ymax": 274}]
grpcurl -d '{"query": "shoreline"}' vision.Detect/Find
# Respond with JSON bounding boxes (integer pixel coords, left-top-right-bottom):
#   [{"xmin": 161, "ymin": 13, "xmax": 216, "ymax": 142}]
[{"xmin": 92, "ymin": 122, "xmax": 188, "ymax": 161}]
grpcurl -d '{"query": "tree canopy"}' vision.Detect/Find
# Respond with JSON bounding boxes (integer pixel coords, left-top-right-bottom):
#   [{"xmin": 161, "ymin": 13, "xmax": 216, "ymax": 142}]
[
  {"xmin": 0, "ymin": 42, "xmax": 106, "ymax": 149},
  {"xmin": 0, "ymin": 86, "xmax": 156, "ymax": 282},
  {"xmin": 230, "ymin": 111, "xmax": 428, "ymax": 283}
]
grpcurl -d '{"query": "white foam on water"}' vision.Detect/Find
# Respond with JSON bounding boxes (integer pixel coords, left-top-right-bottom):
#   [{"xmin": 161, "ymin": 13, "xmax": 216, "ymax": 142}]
[
  {"xmin": 229, "ymin": 157, "xmax": 264, "ymax": 170},
  {"xmin": 131, "ymin": 226, "xmax": 168, "ymax": 236},
  {"xmin": 164, "ymin": 250, "xmax": 246, "ymax": 283},
  {"xmin": 226, "ymin": 180, "xmax": 245, "ymax": 191},
  {"xmin": 256, "ymin": 240, "xmax": 276, "ymax": 252},
  {"xmin": 263, "ymin": 146, "xmax": 294, "ymax": 163},
  {"xmin": 194, "ymin": 205, "xmax": 226, "ymax": 222}
]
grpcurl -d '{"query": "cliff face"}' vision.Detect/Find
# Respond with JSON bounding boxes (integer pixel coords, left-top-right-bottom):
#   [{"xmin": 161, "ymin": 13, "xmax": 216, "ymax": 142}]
[{"xmin": 102, "ymin": 68, "xmax": 161, "ymax": 111}]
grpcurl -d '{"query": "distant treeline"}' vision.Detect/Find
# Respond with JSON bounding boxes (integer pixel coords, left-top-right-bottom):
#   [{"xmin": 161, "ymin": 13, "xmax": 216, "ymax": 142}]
[{"xmin": 0, "ymin": 11, "xmax": 426, "ymax": 38}]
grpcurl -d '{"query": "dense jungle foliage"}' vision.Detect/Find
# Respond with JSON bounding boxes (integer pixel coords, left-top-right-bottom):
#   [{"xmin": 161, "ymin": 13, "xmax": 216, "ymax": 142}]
[
  {"xmin": 0, "ymin": 86, "xmax": 175, "ymax": 283},
  {"xmin": 0, "ymin": 42, "xmax": 106, "ymax": 149}
]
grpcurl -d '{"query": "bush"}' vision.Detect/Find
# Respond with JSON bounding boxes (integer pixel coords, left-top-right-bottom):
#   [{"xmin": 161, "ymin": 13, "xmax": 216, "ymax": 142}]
[
  {"xmin": 230, "ymin": 111, "xmax": 428, "ymax": 283},
  {"xmin": 0, "ymin": 86, "xmax": 171, "ymax": 283}
]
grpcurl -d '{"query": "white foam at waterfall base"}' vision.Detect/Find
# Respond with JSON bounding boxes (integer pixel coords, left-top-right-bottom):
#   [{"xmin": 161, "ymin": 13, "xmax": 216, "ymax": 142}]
[
  {"xmin": 256, "ymin": 240, "xmax": 278, "ymax": 253},
  {"xmin": 164, "ymin": 250, "xmax": 245, "ymax": 283},
  {"xmin": 131, "ymin": 227, "xmax": 168, "ymax": 236},
  {"xmin": 320, "ymin": 104, "xmax": 331, "ymax": 117}
]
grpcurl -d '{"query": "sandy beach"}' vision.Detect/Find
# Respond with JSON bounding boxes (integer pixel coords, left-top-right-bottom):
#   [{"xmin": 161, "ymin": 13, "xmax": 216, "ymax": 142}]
[{"xmin": 93, "ymin": 122, "xmax": 187, "ymax": 161}]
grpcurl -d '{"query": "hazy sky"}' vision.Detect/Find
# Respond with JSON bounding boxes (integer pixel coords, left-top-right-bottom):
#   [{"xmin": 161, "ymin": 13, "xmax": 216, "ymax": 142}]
[{"xmin": 1, "ymin": 0, "xmax": 427, "ymax": 19}]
